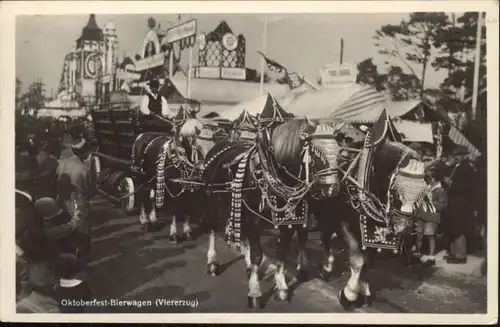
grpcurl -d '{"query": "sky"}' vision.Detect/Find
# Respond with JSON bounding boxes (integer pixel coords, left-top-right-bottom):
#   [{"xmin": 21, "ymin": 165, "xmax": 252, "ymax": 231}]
[{"xmin": 16, "ymin": 13, "xmax": 449, "ymax": 95}]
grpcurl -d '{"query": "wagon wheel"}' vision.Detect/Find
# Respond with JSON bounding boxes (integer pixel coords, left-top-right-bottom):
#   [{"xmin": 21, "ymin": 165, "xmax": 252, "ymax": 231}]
[
  {"xmin": 92, "ymin": 155, "xmax": 101, "ymax": 179},
  {"xmin": 117, "ymin": 176, "xmax": 135, "ymax": 214}
]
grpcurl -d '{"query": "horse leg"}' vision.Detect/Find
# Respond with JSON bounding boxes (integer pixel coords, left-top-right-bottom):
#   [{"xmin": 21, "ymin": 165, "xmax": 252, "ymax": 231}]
[
  {"xmin": 247, "ymin": 217, "xmax": 263, "ymax": 309},
  {"xmin": 139, "ymin": 188, "xmax": 150, "ymax": 232},
  {"xmin": 206, "ymin": 229, "xmax": 220, "ymax": 276},
  {"xmin": 296, "ymin": 226, "xmax": 310, "ymax": 282},
  {"xmin": 169, "ymin": 213, "xmax": 179, "ymax": 243},
  {"xmin": 274, "ymin": 226, "xmax": 294, "ymax": 302},
  {"xmin": 241, "ymin": 237, "xmax": 252, "ymax": 278},
  {"xmin": 206, "ymin": 197, "xmax": 220, "ymax": 276},
  {"xmin": 319, "ymin": 222, "xmax": 336, "ymax": 281},
  {"xmin": 182, "ymin": 213, "xmax": 192, "ymax": 241},
  {"xmin": 148, "ymin": 189, "xmax": 158, "ymax": 225},
  {"xmin": 338, "ymin": 221, "xmax": 372, "ymax": 310}
]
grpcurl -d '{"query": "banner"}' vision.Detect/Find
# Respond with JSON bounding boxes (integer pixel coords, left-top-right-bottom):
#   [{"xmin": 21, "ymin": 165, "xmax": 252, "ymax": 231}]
[{"xmin": 257, "ymin": 51, "xmax": 305, "ymax": 89}]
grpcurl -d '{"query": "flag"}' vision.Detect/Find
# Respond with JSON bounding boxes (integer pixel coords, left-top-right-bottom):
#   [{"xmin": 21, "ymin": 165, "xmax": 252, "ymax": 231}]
[
  {"xmin": 257, "ymin": 51, "xmax": 305, "ymax": 89},
  {"xmin": 286, "ymin": 72, "xmax": 306, "ymax": 90}
]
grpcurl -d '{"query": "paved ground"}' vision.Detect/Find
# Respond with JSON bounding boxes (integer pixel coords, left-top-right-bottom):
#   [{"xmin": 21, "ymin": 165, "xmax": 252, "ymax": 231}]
[{"xmin": 83, "ymin": 196, "xmax": 487, "ymax": 314}]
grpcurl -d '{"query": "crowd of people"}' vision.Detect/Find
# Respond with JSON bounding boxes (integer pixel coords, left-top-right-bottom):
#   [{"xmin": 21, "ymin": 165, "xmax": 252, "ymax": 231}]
[
  {"xmin": 409, "ymin": 142, "xmax": 486, "ymax": 268},
  {"xmin": 15, "ymin": 125, "xmax": 96, "ymax": 313}
]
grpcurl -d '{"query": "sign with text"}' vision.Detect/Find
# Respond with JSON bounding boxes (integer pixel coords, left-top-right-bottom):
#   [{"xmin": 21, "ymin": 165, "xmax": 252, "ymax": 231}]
[
  {"xmin": 221, "ymin": 67, "xmax": 246, "ymax": 80},
  {"xmin": 116, "ymin": 69, "xmax": 141, "ymax": 81},
  {"xmin": 132, "ymin": 53, "xmax": 165, "ymax": 71},
  {"xmin": 197, "ymin": 67, "xmax": 220, "ymax": 79},
  {"xmin": 166, "ymin": 19, "xmax": 197, "ymax": 44},
  {"xmin": 320, "ymin": 63, "xmax": 357, "ymax": 88}
]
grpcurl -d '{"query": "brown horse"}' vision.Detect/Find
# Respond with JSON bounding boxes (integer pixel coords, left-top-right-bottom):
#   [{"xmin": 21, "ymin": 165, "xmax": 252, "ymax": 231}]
[
  {"xmin": 201, "ymin": 118, "xmax": 345, "ymax": 308},
  {"xmin": 133, "ymin": 118, "xmax": 218, "ymax": 241},
  {"xmin": 313, "ymin": 133, "xmax": 429, "ymax": 310}
]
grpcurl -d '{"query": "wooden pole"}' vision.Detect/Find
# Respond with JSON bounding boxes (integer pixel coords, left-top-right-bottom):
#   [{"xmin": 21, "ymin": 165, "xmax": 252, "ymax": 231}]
[
  {"xmin": 259, "ymin": 16, "xmax": 268, "ymax": 95},
  {"xmin": 187, "ymin": 46, "xmax": 193, "ymax": 98},
  {"xmin": 340, "ymin": 38, "xmax": 344, "ymax": 65},
  {"xmin": 471, "ymin": 12, "xmax": 483, "ymax": 121},
  {"xmin": 169, "ymin": 47, "xmax": 174, "ymax": 79}
]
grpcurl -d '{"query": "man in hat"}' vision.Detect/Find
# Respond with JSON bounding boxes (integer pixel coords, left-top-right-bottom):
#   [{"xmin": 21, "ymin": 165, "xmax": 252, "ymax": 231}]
[
  {"xmin": 56, "ymin": 134, "xmax": 97, "ymax": 264},
  {"xmin": 442, "ymin": 144, "xmax": 476, "ymax": 264},
  {"xmin": 139, "ymin": 79, "xmax": 175, "ymax": 133},
  {"xmin": 140, "ymin": 79, "xmax": 175, "ymax": 118},
  {"xmin": 34, "ymin": 197, "xmax": 81, "ymax": 256}
]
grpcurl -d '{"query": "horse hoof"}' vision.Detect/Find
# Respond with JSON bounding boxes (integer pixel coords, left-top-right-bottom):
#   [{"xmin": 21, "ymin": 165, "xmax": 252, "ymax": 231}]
[
  {"xmin": 319, "ymin": 267, "xmax": 331, "ymax": 282},
  {"xmin": 338, "ymin": 289, "xmax": 357, "ymax": 311},
  {"xmin": 296, "ymin": 270, "xmax": 309, "ymax": 282},
  {"xmin": 247, "ymin": 296, "xmax": 261, "ymax": 309},
  {"xmin": 169, "ymin": 235, "xmax": 179, "ymax": 244},
  {"xmin": 274, "ymin": 289, "xmax": 289, "ymax": 302},
  {"xmin": 206, "ymin": 263, "xmax": 220, "ymax": 276},
  {"xmin": 357, "ymin": 295, "xmax": 373, "ymax": 308}
]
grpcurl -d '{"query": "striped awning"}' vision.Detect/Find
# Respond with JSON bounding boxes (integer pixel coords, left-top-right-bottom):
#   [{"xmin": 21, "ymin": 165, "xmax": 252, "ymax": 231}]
[
  {"xmin": 447, "ymin": 125, "xmax": 481, "ymax": 157},
  {"xmin": 330, "ymin": 86, "xmax": 389, "ymax": 121},
  {"xmin": 285, "ymin": 84, "xmax": 389, "ymax": 122}
]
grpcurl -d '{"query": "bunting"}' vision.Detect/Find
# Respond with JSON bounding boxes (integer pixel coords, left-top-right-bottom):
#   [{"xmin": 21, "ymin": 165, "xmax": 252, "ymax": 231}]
[{"xmin": 257, "ymin": 51, "xmax": 305, "ymax": 90}]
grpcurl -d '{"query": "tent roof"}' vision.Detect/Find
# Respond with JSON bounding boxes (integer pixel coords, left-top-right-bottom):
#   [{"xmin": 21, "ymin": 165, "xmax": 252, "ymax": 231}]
[
  {"xmin": 169, "ymin": 72, "xmax": 290, "ymax": 105},
  {"xmin": 285, "ymin": 84, "xmax": 389, "ymax": 122}
]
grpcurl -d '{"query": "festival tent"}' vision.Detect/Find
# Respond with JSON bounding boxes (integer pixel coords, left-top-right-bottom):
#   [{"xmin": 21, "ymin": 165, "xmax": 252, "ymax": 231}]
[
  {"xmin": 283, "ymin": 84, "xmax": 389, "ymax": 122},
  {"xmin": 216, "ymin": 94, "xmax": 273, "ymax": 121}
]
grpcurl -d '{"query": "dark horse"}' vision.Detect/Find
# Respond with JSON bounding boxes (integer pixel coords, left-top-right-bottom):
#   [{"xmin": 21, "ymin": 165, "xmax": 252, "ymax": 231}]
[
  {"xmin": 132, "ymin": 118, "xmax": 218, "ymax": 241},
  {"xmin": 201, "ymin": 118, "xmax": 345, "ymax": 308},
  {"xmin": 313, "ymin": 128, "xmax": 430, "ymax": 310}
]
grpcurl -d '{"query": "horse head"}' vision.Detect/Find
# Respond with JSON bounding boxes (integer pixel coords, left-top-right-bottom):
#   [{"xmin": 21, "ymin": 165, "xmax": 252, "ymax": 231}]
[
  {"xmin": 373, "ymin": 142, "xmax": 429, "ymax": 216},
  {"xmin": 178, "ymin": 118, "xmax": 216, "ymax": 163},
  {"xmin": 271, "ymin": 117, "xmax": 345, "ymax": 199}
]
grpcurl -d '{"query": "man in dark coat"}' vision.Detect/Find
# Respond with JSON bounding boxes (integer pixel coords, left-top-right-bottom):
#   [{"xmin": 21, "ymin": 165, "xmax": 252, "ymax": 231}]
[
  {"xmin": 23, "ymin": 133, "xmax": 59, "ymax": 200},
  {"xmin": 139, "ymin": 79, "xmax": 175, "ymax": 133},
  {"xmin": 442, "ymin": 145, "xmax": 476, "ymax": 264}
]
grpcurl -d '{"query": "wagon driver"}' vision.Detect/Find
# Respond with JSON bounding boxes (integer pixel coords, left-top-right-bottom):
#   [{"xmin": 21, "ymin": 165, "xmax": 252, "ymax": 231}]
[{"xmin": 139, "ymin": 79, "xmax": 175, "ymax": 130}]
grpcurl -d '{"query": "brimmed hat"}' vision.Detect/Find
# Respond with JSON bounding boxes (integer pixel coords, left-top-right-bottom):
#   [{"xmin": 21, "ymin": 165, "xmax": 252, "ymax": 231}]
[
  {"xmin": 148, "ymin": 79, "xmax": 160, "ymax": 89},
  {"xmin": 452, "ymin": 145, "xmax": 469, "ymax": 156},
  {"xmin": 71, "ymin": 138, "xmax": 90, "ymax": 157},
  {"xmin": 34, "ymin": 197, "xmax": 63, "ymax": 223}
]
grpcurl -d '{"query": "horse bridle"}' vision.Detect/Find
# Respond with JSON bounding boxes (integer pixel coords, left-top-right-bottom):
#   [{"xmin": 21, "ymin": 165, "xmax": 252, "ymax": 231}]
[{"xmin": 300, "ymin": 132, "xmax": 341, "ymax": 182}]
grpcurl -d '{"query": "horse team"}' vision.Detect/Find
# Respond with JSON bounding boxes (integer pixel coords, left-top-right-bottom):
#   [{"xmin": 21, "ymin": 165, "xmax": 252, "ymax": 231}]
[{"xmin": 129, "ymin": 104, "xmax": 430, "ymax": 310}]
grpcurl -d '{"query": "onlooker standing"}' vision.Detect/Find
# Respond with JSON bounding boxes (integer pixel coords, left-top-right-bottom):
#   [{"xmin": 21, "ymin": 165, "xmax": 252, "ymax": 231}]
[
  {"xmin": 416, "ymin": 162, "xmax": 448, "ymax": 266},
  {"xmin": 24, "ymin": 133, "xmax": 59, "ymax": 200},
  {"xmin": 442, "ymin": 145, "xmax": 476, "ymax": 264},
  {"xmin": 56, "ymin": 136, "xmax": 97, "ymax": 265}
]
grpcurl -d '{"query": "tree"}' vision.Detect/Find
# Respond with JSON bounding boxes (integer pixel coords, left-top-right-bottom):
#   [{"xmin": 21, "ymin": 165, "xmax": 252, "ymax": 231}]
[
  {"xmin": 433, "ymin": 12, "xmax": 487, "ymax": 103},
  {"xmin": 15, "ymin": 77, "xmax": 22, "ymax": 110},
  {"xmin": 356, "ymin": 58, "xmax": 386, "ymax": 91},
  {"xmin": 22, "ymin": 79, "xmax": 47, "ymax": 115},
  {"xmin": 373, "ymin": 12, "xmax": 449, "ymax": 99},
  {"xmin": 385, "ymin": 65, "xmax": 420, "ymax": 101}
]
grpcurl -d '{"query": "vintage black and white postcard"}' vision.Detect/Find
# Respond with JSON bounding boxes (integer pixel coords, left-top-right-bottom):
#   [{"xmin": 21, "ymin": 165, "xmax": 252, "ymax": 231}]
[{"xmin": 1, "ymin": 0, "xmax": 498, "ymax": 324}]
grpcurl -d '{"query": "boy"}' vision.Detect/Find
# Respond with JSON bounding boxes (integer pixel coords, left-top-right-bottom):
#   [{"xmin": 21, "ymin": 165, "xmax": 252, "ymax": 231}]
[{"xmin": 416, "ymin": 162, "xmax": 448, "ymax": 266}]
